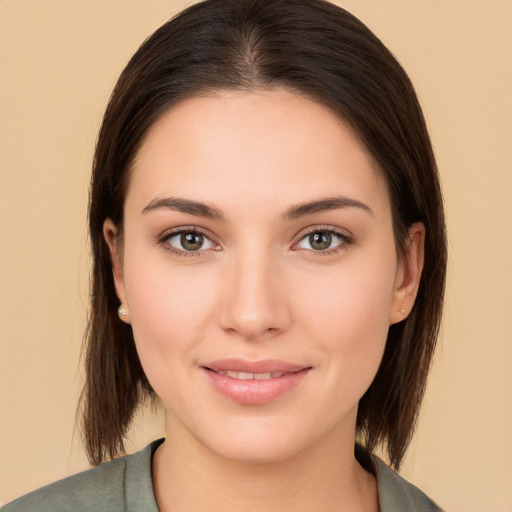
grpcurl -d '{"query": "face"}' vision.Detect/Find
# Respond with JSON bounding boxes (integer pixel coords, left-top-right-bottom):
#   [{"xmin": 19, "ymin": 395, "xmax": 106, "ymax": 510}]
[{"xmin": 105, "ymin": 89, "xmax": 423, "ymax": 464}]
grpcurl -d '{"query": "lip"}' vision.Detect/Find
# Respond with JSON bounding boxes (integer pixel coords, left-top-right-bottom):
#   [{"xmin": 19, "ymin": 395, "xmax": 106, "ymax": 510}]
[
  {"xmin": 201, "ymin": 358, "xmax": 311, "ymax": 405},
  {"xmin": 204, "ymin": 358, "xmax": 307, "ymax": 374}
]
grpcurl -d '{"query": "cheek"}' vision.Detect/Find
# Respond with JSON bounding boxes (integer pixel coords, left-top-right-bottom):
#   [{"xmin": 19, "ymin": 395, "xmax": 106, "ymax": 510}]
[
  {"xmin": 123, "ymin": 234, "xmax": 218, "ymax": 328},
  {"xmin": 121, "ymin": 246, "xmax": 220, "ymax": 390},
  {"xmin": 295, "ymin": 253, "xmax": 396, "ymax": 386},
  {"xmin": 299, "ymin": 252, "xmax": 396, "ymax": 331}
]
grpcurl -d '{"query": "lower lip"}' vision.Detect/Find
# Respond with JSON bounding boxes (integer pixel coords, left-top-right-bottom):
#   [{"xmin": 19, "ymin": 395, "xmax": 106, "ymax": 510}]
[{"xmin": 203, "ymin": 368, "xmax": 311, "ymax": 405}]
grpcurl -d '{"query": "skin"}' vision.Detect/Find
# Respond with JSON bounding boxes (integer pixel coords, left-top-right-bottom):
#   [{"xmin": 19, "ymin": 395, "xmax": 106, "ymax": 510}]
[{"xmin": 104, "ymin": 89, "xmax": 424, "ymax": 512}]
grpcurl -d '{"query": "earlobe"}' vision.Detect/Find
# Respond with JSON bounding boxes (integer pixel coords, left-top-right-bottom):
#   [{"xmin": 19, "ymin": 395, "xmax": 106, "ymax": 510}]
[
  {"xmin": 103, "ymin": 218, "xmax": 130, "ymax": 323},
  {"xmin": 389, "ymin": 222, "xmax": 425, "ymax": 325}
]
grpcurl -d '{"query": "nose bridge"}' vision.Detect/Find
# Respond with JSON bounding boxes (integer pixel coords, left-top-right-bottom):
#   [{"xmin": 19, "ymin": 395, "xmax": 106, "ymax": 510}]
[{"xmin": 219, "ymin": 241, "xmax": 289, "ymax": 339}]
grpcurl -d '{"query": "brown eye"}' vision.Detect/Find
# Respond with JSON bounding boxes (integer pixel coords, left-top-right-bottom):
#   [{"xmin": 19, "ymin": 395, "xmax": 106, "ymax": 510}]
[
  {"xmin": 166, "ymin": 231, "xmax": 214, "ymax": 252},
  {"xmin": 181, "ymin": 232, "xmax": 204, "ymax": 251},
  {"xmin": 309, "ymin": 232, "xmax": 332, "ymax": 250},
  {"xmin": 295, "ymin": 229, "xmax": 349, "ymax": 252}
]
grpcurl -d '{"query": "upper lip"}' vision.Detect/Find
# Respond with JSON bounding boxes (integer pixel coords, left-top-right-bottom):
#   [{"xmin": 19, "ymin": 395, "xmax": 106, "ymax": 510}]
[{"xmin": 203, "ymin": 358, "xmax": 309, "ymax": 374}]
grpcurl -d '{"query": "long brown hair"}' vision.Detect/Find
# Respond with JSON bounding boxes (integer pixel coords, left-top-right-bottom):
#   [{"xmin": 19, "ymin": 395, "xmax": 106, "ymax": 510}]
[{"xmin": 81, "ymin": 0, "xmax": 447, "ymax": 469}]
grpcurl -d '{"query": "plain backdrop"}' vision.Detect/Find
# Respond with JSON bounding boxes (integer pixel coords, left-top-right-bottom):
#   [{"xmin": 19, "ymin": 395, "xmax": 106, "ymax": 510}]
[{"xmin": 1, "ymin": 1, "xmax": 511, "ymax": 510}]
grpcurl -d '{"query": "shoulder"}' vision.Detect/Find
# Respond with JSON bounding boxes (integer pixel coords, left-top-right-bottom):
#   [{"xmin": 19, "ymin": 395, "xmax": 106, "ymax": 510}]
[
  {"xmin": 2, "ymin": 457, "xmax": 129, "ymax": 512},
  {"xmin": 374, "ymin": 458, "xmax": 444, "ymax": 512},
  {"xmin": 1, "ymin": 440, "xmax": 162, "ymax": 512}
]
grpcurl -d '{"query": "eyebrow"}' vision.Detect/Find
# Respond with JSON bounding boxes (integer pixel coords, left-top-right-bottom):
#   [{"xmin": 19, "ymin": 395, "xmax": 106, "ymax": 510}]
[
  {"xmin": 141, "ymin": 195, "xmax": 372, "ymax": 221},
  {"xmin": 142, "ymin": 197, "xmax": 225, "ymax": 220},
  {"xmin": 283, "ymin": 196, "xmax": 373, "ymax": 220}
]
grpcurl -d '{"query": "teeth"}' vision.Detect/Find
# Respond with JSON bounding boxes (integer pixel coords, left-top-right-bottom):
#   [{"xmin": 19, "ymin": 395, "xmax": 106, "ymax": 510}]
[
  {"xmin": 217, "ymin": 370, "xmax": 285, "ymax": 380},
  {"xmin": 254, "ymin": 372, "xmax": 272, "ymax": 380},
  {"xmin": 236, "ymin": 371, "xmax": 253, "ymax": 380}
]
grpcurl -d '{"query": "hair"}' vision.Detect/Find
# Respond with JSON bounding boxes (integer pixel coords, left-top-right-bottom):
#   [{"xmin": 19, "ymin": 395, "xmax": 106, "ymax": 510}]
[{"xmin": 80, "ymin": 0, "xmax": 447, "ymax": 470}]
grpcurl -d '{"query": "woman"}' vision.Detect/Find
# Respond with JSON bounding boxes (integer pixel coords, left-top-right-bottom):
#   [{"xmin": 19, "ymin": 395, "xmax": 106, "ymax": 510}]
[{"xmin": 3, "ymin": 0, "xmax": 446, "ymax": 510}]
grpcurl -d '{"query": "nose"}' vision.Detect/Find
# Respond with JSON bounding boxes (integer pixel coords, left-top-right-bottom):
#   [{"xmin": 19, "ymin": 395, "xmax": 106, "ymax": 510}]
[{"xmin": 218, "ymin": 247, "xmax": 291, "ymax": 340}]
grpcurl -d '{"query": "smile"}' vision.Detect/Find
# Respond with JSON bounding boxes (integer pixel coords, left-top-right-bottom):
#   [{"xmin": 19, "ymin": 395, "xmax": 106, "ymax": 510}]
[
  {"xmin": 214, "ymin": 371, "xmax": 286, "ymax": 380},
  {"xmin": 202, "ymin": 359, "xmax": 311, "ymax": 405}
]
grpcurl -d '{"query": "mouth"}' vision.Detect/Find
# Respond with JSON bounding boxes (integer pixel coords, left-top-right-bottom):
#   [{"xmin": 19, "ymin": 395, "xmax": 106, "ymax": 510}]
[
  {"xmin": 211, "ymin": 370, "xmax": 289, "ymax": 380},
  {"xmin": 201, "ymin": 359, "xmax": 311, "ymax": 405}
]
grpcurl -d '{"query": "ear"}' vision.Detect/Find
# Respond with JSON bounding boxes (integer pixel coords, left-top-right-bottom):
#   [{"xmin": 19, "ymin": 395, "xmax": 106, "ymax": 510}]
[
  {"xmin": 103, "ymin": 218, "xmax": 131, "ymax": 324},
  {"xmin": 389, "ymin": 222, "xmax": 425, "ymax": 325}
]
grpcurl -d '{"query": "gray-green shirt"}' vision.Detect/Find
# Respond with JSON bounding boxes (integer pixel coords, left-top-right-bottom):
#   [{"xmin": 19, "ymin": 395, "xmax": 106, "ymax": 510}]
[{"xmin": 2, "ymin": 440, "xmax": 443, "ymax": 511}]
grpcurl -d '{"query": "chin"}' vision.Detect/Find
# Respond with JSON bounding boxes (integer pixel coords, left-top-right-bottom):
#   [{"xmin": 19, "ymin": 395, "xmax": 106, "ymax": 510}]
[
  {"xmin": 193, "ymin": 414, "xmax": 332, "ymax": 466},
  {"xmin": 210, "ymin": 436, "xmax": 304, "ymax": 466}
]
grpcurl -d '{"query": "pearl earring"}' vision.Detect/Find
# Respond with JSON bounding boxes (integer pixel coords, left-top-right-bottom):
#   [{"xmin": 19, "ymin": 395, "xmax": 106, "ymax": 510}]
[{"xmin": 118, "ymin": 304, "xmax": 128, "ymax": 317}]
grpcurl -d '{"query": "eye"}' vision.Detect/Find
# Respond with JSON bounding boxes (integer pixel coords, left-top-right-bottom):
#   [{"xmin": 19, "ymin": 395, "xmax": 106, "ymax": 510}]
[
  {"xmin": 295, "ymin": 229, "xmax": 350, "ymax": 252},
  {"xmin": 164, "ymin": 230, "xmax": 215, "ymax": 252}
]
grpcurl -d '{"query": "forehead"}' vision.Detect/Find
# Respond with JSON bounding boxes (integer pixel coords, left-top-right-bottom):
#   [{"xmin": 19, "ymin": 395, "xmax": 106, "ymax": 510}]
[{"xmin": 127, "ymin": 89, "xmax": 390, "ymax": 217}]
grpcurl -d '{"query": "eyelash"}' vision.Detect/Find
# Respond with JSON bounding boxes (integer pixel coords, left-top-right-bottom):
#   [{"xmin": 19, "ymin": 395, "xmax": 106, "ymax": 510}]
[
  {"xmin": 158, "ymin": 227, "xmax": 218, "ymax": 258},
  {"xmin": 158, "ymin": 226, "xmax": 353, "ymax": 258},
  {"xmin": 292, "ymin": 227, "xmax": 353, "ymax": 256}
]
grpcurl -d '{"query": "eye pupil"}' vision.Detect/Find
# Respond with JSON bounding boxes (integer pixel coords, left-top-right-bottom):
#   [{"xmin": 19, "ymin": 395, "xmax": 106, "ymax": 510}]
[
  {"xmin": 181, "ymin": 232, "xmax": 203, "ymax": 251},
  {"xmin": 310, "ymin": 232, "xmax": 332, "ymax": 250}
]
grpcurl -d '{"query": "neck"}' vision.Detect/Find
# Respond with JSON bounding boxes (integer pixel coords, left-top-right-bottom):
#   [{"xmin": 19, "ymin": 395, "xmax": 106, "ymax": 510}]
[{"xmin": 152, "ymin": 414, "xmax": 378, "ymax": 512}]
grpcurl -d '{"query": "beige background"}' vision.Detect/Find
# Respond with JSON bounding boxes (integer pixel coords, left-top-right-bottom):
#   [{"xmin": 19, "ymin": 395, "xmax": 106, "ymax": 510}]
[{"xmin": 1, "ymin": 0, "xmax": 511, "ymax": 510}]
